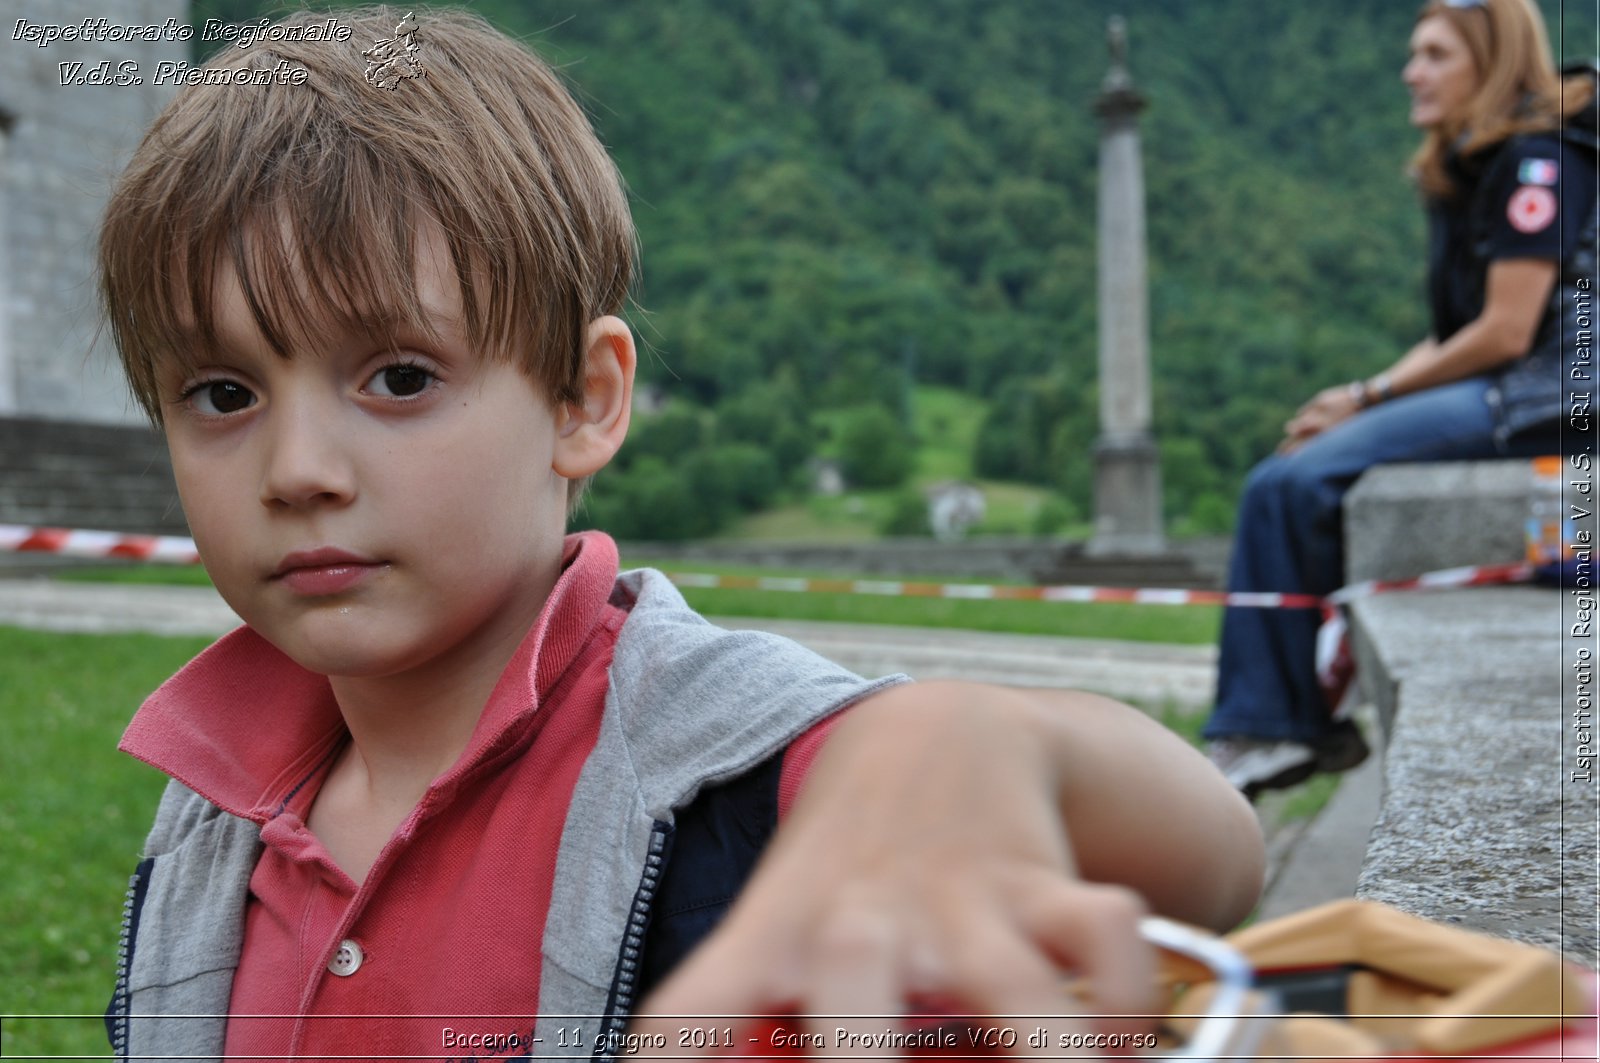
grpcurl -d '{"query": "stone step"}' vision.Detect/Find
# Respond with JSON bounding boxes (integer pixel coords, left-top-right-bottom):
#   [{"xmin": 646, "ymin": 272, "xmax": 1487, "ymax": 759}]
[{"xmin": 0, "ymin": 415, "xmax": 185, "ymax": 537}]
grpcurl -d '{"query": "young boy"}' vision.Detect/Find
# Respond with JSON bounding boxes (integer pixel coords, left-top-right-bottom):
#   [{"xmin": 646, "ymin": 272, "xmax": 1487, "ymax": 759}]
[{"xmin": 98, "ymin": 7, "xmax": 1263, "ymax": 1059}]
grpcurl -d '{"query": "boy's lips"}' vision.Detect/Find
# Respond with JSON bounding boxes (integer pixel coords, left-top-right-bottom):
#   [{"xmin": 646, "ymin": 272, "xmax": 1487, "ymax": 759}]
[{"xmin": 272, "ymin": 548, "xmax": 387, "ymax": 596}]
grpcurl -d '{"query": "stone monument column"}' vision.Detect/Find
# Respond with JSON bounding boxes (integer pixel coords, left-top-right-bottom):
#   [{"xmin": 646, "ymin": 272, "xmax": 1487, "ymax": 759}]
[{"xmin": 1089, "ymin": 16, "xmax": 1164, "ymax": 556}]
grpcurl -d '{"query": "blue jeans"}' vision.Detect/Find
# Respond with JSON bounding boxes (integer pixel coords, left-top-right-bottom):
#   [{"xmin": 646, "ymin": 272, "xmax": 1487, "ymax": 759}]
[{"xmin": 1203, "ymin": 377, "xmax": 1559, "ymax": 742}]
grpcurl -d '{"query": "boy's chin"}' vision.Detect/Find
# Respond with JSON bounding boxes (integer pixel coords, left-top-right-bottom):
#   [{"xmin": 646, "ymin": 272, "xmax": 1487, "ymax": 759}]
[{"xmin": 247, "ymin": 610, "xmax": 430, "ymax": 680}]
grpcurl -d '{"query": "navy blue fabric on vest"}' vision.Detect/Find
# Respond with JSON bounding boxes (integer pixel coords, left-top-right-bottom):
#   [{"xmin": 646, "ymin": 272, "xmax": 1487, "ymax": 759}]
[{"xmin": 634, "ymin": 755, "xmax": 783, "ymax": 1000}]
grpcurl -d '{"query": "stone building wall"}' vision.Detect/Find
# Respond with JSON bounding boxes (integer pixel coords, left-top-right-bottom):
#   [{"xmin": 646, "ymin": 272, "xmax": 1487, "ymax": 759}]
[{"xmin": 0, "ymin": 0, "xmax": 187, "ymax": 425}]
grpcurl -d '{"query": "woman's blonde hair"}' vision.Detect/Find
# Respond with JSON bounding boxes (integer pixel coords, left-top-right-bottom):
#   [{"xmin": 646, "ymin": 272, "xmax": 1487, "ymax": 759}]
[{"xmin": 1410, "ymin": 0, "xmax": 1592, "ymax": 198}]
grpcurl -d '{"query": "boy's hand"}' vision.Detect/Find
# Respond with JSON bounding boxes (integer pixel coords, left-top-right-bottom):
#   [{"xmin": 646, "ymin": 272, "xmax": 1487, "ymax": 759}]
[{"xmin": 631, "ymin": 683, "xmax": 1200, "ymax": 1057}]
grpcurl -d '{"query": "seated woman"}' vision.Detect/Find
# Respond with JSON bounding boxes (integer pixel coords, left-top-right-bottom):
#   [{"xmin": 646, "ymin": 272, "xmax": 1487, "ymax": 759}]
[{"xmin": 1204, "ymin": 0, "xmax": 1597, "ymax": 798}]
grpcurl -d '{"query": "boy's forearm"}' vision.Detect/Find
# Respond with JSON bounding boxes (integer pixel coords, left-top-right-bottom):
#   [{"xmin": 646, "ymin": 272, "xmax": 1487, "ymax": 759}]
[
  {"xmin": 830, "ymin": 681, "xmax": 1264, "ymax": 931},
  {"xmin": 1012, "ymin": 685, "xmax": 1263, "ymax": 930}
]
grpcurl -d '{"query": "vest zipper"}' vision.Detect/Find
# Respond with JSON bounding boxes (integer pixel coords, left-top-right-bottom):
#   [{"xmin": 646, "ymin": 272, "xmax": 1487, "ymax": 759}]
[
  {"xmin": 108, "ymin": 860, "xmax": 150, "ymax": 1059},
  {"xmin": 594, "ymin": 825, "xmax": 668, "ymax": 1061}
]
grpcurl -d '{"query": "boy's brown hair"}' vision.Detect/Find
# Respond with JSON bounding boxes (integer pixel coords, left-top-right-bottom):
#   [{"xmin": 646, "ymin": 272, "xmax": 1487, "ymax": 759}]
[{"xmin": 100, "ymin": 5, "xmax": 636, "ymax": 496}]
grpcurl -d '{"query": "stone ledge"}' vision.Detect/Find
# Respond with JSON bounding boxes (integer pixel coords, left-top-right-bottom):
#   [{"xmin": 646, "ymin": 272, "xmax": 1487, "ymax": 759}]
[
  {"xmin": 1344, "ymin": 460, "xmax": 1534, "ymax": 584},
  {"xmin": 1349, "ymin": 587, "xmax": 1593, "ymax": 966}
]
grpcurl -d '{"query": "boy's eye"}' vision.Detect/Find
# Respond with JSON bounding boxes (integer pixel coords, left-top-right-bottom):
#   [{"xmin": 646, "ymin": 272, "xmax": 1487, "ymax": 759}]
[
  {"xmin": 187, "ymin": 380, "xmax": 256, "ymax": 416},
  {"xmin": 367, "ymin": 363, "xmax": 436, "ymax": 398}
]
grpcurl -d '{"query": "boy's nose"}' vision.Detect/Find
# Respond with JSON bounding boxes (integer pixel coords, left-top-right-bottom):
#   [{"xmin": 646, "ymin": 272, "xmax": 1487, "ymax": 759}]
[{"xmin": 259, "ymin": 404, "xmax": 357, "ymax": 510}]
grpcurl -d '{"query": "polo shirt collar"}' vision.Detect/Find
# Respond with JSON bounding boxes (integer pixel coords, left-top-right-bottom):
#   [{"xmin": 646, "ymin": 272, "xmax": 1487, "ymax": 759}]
[{"xmin": 120, "ymin": 531, "xmax": 621, "ymax": 823}]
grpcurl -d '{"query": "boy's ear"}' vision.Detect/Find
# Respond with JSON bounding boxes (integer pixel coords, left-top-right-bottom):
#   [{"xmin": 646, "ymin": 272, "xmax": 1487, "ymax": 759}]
[{"xmin": 553, "ymin": 315, "xmax": 635, "ymax": 479}]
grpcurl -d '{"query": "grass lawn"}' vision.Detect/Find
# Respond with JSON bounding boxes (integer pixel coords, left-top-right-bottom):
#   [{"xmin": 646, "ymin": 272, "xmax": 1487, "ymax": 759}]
[
  {"xmin": 908, "ymin": 385, "xmax": 984, "ymax": 482},
  {"xmin": 58, "ymin": 558, "xmax": 1222, "ymax": 646},
  {"xmin": 54, "ymin": 561, "xmax": 215, "ymax": 586},
  {"xmin": 642, "ymin": 578, "xmax": 1220, "ymax": 644},
  {"xmin": 724, "ymin": 479, "xmax": 1077, "ymax": 542},
  {"xmin": 1, "ymin": 626, "xmax": 211, "ymax": 1058}
]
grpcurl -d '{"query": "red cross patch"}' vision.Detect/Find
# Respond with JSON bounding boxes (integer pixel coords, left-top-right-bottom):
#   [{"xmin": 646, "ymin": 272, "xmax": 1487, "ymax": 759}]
[{"xmin": 1507, "ymin": 185, "xmax": 1557, "ymax": 233}]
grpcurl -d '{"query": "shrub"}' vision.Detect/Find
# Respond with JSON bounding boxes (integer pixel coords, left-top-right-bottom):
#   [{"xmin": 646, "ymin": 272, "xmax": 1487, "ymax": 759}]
[{"xmin": 835, "ymin": 405, "xmax": 913, "ymax": 488}]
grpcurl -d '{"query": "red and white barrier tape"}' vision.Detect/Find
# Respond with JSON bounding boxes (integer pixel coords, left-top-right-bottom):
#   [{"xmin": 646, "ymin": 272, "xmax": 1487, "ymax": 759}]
[
  {"xmin": 1, "ymin": 525, "xmax": 201, "ymax": 565},
  {"xmin": 0, "ymin": 524, "xmax": 1537, "ymax": 610},
  {"xmin": 1325, "ymin": 561, "xmax": 1536, "ymax": 605},
  {"xmin": 664, "ymin": 571, "xmax": 1323, "ymax": 607}
]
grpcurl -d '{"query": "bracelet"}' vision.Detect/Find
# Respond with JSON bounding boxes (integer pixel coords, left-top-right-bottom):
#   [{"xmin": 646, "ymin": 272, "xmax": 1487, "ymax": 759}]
[
  {"xmin": 1371, "ymin": 372, "xmax": 1396, "ymax": 404},
  {"xmin": 1349, "ymin": 374, "xmax": 1396, "ymax": 410}
]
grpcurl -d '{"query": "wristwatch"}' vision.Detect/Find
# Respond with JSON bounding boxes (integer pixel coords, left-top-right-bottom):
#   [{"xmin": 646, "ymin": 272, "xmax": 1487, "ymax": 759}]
[{"xmin": 1351, "ymin": 373, "xmax": 1396, "ymax": 409}]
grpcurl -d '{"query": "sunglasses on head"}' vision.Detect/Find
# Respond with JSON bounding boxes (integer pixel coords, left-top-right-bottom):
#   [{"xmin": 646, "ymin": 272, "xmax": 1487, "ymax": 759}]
[{"xmin": 1443, "ymin": 0, "xmax": 1487, "ymax": 8}]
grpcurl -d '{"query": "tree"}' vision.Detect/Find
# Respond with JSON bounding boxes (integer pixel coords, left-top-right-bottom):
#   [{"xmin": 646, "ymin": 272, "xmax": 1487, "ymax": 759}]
[{"xmin": 834, "ymin": 405, "xmax": 913, "ymax": 489}]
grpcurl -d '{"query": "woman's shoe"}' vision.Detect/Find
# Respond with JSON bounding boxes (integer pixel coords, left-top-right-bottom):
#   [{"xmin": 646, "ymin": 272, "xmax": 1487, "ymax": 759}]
[{"xmin": 1206, "ymin": 719, "xmax": 1369, "ymax": 801}]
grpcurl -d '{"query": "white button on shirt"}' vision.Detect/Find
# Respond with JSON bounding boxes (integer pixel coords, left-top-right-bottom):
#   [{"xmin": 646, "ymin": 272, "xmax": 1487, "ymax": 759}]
[{"xmin": 327, "ymin": 939, "xmax": 364, "ymax": 977}]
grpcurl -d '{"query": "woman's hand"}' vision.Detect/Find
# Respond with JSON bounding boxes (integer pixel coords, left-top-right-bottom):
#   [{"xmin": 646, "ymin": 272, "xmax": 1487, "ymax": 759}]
[
  {"xmin": 1280, "ymin": 384, "xmax": 1363, "ymax": 453},
  {"xmin": 1291, "ymin": 254, "xmax": 1563, "ymax": 455}
]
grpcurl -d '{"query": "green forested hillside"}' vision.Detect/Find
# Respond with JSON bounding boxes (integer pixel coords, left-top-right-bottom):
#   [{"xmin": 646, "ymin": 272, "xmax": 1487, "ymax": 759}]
[{"xmin": 195, "ymin": 0, "xmax": 1597, "ymax": 537}]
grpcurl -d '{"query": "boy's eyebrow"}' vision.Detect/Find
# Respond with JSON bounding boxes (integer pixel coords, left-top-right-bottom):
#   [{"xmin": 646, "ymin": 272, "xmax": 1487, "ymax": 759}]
[
  {"xmin": 166, "ymin": 302, "xmax": 460, "ymax": 361},
  {"xmin": 162, "ymin": 320, "xmax": 242, "ymax": 362},
  {"xmin": 153, "ymin": 329, "xmax": 269, "ymax": 384},
  {"xmin": 334, "ymin": 304, "xmax": 459, "ymax": 352}
]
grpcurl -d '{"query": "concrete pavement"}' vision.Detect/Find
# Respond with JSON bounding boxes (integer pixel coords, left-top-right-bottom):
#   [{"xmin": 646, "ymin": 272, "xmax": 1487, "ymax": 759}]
[
  {"xmin": 1, "ymin": 575, "xmax": 1379, "ymax": 920},
  {"xmin": 712, "ymin": 616, "xmax": 1220, "ymax": 710},
  {"xmin": 0, "ymin": 576, "xmax": 241, "ymax": 636},
  {"xmin": 1252, "ymin": 709, "xmax": 1385, "ymax": 923}
]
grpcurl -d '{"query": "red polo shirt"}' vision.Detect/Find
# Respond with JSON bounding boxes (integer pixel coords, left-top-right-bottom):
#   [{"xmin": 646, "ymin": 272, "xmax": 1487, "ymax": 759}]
[{"xmin": 119, "ymin": 532, "xmax": 840, "ymax": 1060}]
